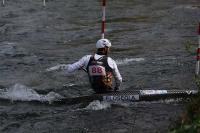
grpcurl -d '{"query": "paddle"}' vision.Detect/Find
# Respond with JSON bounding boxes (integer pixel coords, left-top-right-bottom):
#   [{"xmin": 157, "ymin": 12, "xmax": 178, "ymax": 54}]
[{"xmin": 46, "ymin": 64, "xmax": 69, "ymax": 72}]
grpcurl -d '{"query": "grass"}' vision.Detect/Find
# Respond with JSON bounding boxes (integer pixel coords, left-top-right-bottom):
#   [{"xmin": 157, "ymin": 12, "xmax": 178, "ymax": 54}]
[
  {"xmin": 185, "ymin": 41, "xmax": 197, "ymax": 55},
  {"xmin": 168, "ymin": 76, "xmax": 200, "ymax": 133},
  {"xmin": 168, "ymin": 40, "xmax": 200, "ymax": 133}
]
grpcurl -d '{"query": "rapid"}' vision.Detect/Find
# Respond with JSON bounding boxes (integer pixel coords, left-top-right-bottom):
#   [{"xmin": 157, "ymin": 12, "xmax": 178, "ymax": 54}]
[{"xmin": 0, "ymin": 0, "xmax": 200, "ymax": 132}]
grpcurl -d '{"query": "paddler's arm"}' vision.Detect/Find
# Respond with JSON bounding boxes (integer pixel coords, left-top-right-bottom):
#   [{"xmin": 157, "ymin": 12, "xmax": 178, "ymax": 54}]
[
  {"xmin": 65, "ymin": 55, "xmax": 91, "ymax": 73},
  {"xmin": 46, "ymin": 55, "xmax": 91, "ymax": 73},
  {"xmin": 46, "ymin": 64, "xmax": 69, "ymax": 72}
]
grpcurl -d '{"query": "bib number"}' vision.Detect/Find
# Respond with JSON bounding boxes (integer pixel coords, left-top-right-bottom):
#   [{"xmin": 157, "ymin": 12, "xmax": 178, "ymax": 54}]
[{"xmin": 89, "ymin": 65, "xmax": 106, "ymax": 76}]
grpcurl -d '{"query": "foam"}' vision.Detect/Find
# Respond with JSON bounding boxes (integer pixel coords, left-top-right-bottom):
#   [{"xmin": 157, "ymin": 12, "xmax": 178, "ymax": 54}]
[
  {"xmin": 0, "ymin": 84, "xmax": 63, "ymax": 103},
  {"xmin": 84, "ymin": 100, "xmax": 111, "ymax": 111},
  {"xmin": 116, "ymin": 58, "xmax": 145, "ymax": 65}
]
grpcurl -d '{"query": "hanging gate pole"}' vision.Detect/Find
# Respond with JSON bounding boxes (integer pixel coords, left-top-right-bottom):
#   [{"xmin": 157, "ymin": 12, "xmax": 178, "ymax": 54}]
[
  {"xmin": 2, "ymin": 0, "xmax": 5, "ymax": 6},
  {"xmin": 196, "ymin": 22, "xmax": 200, "ymax": 75},
  {"xmin": 101, "ymin": 0, "xmax": 106, "ymax": 39},
  {"xmin": 43, "ymin": 0, "xmax": 46, "ymax": 7}
]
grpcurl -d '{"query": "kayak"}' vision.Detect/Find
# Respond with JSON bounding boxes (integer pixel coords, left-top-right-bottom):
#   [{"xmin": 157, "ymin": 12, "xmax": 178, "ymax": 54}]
[{"xmin": 0, "ymin": 89, "xmax": 198, "ymax": 105}]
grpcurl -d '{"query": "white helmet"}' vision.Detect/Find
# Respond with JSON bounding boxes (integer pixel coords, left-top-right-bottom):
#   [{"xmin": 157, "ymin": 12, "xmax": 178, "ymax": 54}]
[{"xmin": 96, "ymin": 39, "xmax": 111, "ymax": 49}]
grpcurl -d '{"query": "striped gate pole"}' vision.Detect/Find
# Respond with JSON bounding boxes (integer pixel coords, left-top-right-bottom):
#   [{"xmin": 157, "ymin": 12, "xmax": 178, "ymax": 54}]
[
  {"xmin": 2, "ymin": 0, "xmax": 5, "ymax": 6},
  {"xmin": 101, "ymin": 0, "xmax": 106, "ymax": 39},
  {"xmin": 196, "ymin": 22, "xmax": 200, "ymax": 75},
  {"xmin": 43, "ymin": 0, "xmax": 46, "ymax": 7}
]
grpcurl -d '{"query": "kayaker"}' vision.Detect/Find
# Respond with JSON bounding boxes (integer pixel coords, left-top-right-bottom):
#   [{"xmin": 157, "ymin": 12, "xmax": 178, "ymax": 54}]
[{"xmin": 47, "ymin": 38, "xmax": 122, "ymax": 93}]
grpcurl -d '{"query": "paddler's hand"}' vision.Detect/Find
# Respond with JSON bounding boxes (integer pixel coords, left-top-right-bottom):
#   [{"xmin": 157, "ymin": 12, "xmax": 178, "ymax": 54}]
[{"xmin": 46, "ymin": 64, "xmax": 69, "ymax": 72}]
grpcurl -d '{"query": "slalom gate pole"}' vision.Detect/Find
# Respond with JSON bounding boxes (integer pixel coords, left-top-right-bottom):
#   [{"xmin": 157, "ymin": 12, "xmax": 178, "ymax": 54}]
[
  {"xmin": 195, "ymin": 22, "xmax": 200, "ymax": 75},
  {"xmin": 43, "ymin": 0, "xmax": 46, "ymax": 7},
  {"xmin": 101, "ymin": 0, "xmax": 106, "ymax": 39},
  {"xmin": 2, "ymin": 0, "xmax": 5, "ymax": 6}
]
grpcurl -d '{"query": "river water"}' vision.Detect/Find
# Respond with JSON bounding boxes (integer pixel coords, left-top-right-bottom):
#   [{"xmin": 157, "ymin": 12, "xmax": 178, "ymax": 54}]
[{"xmin": 0, "ymin": 0, "xmax": 200, "ymax": 132}]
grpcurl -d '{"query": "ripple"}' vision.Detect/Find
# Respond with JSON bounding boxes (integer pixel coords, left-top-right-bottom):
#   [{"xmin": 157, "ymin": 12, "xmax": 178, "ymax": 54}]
[
  {"xmin": 116, "ymin": 58, "xmax": 145, "ymax": 65},
  {"xmin": 107, "ymin": 16, "xmax": 151, "ymax": 23}
]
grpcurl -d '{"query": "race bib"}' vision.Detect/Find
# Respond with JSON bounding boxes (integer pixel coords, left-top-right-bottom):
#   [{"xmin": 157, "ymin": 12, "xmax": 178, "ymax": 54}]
[{"xmin": 89, "ymin": 65, "xmax": 106, "ymax": 76}]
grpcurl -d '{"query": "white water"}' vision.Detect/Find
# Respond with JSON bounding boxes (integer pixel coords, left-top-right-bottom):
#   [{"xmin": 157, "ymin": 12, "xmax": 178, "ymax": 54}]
[
  {"xmin": 84, "ymin": 100, "xmax": 111, "ymax": 111},
  {"xmin": 0, "ymin": 84, "xmax": 64, "ymax": 103},
  {"xmin": 116, "ymin": 58, "xmax": 145, "ymax": 65}
]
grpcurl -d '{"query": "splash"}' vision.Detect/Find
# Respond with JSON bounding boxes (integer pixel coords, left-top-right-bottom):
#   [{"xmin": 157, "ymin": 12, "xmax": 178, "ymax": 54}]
[
  {"xmin": 63, "ymin": 83, "xmax": 75, "ymax": 87},
  {"xmin": 116, "ymin": 58, "xmax": 145, "ymax": 65},
  {"xmin": 84, "ymin": 100, "xmax": 111, "ymax": 111},
  {"xmin": 0, "ymin": 84, "xmax": 64, "ymax": 103}
]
